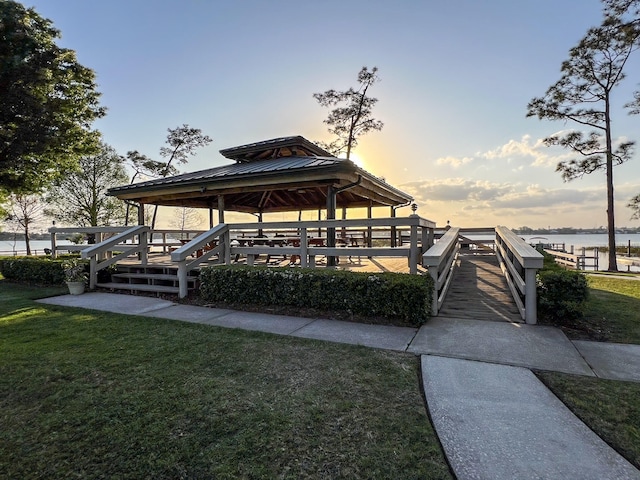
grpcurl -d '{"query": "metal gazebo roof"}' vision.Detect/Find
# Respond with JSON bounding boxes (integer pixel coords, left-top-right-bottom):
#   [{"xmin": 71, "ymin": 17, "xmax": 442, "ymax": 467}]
[{"xmin": 108, "ymin": 136, "xmax": 413, "ymax": 214}]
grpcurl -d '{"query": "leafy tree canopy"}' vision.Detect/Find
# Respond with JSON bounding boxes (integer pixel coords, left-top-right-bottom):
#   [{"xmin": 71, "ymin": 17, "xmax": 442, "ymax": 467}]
[
  {"xmin": 628, "ymin": 193, "xmax": 640, "ymax": 220},
  {"xmin": 45, "ymin": 143, "xmax": 129, "ymax": 228},
  {"xmin": 313, "ymin": 66, "xmax": 383, "ymax": 159},
  {"xmin": 0, "ymin": 1, "xmax": 105, "ymax": 194},
  {"xmin": 526, "ymin": 13, "xmax": 640, "ymax": 271}
]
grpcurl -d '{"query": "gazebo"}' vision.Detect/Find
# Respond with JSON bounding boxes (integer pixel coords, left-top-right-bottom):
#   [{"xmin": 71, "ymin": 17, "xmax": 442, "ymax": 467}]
[{"xmin": 108, "ymin": 136, "xmax": 414, "ymax": 227}]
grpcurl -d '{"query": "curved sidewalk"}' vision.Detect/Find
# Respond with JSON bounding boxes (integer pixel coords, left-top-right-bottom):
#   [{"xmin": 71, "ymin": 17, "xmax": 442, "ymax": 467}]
[{"xmin": 37, "ymin": 292, "xmax": 640, "ymax": 478}]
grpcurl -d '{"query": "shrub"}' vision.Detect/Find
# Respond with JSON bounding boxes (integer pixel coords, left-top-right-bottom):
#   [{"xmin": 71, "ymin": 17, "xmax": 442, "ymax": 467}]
[
  {"xmin": 199, "ymin": 266, "xmax": 433, "ymax": 326},
  {"xmin": 537, "ymin": 268, "xmax": 589, "ymax": 325},
  {"xmin": 0, "ymin": 257, "xmax": 87, "ymax": 286}
]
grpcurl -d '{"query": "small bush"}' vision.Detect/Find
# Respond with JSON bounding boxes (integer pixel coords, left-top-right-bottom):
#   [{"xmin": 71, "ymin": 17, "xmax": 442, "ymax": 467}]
[
  {"xmin": 199, "ymin": 266, "xmax": 433, "ymax": 326},
  {"xmin": 0, "ymin": 257, "xmax": 88, "ymax": 286},
  {"xmin": 537, "ymin": 268, "xmax": 589, "ymax": 325}
]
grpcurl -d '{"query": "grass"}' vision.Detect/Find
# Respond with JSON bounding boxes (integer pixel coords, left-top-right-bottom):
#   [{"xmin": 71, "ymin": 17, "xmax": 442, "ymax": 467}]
[
  {"xmin": 537, "ymin": 372, "xmax": 640, "ymax": 469},
  {"xmin": 0, "ymin": 281, "xmax": 452, "ymax": 479},
  {"xmin": 570, "ymin": 275, "xmax": 640, "ymax": 343},
  {"xmin": 536, "ymin": 274, "xmax": 640, "ymax": 469}
]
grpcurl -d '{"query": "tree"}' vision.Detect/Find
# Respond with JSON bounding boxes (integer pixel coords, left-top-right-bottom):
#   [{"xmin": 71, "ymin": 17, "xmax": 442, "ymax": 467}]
[
  {"xmin": 45, "ymin": 143, "xmax": 129, "ymax": 237},
  {"xmin": 526, "ymin": 22, "xmax": 639, "ymax": 271},
  {"xmin": 122, "ymin": 150, "xmax": 172, "ymax": 225},
  {"xmin": 313, "ymin": 66, "xmax": 383, "ymax": 160},
  {"xmin": 5, "ymin": 193, "xmax": 44, "ymax": 255},
  {"xmin": 169, "ymin": 207, "xmax": 203, "ymax": 233},
  {"xmin": 0, "ymin": 1, "xmax": 105, "ymax": 194},
  {"xmin": 149, "ymin": 125, "xmax": 212, "ymax": 229},
  {"xmin": 629, "ymin": 194, "xmax": 640, "ymax": 219}
]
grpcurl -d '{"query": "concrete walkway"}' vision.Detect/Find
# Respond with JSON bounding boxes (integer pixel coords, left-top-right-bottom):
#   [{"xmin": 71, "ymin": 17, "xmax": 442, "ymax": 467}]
[{"xmin": 37, "ymin": 292, "xmax": 640, "ymax": 479}]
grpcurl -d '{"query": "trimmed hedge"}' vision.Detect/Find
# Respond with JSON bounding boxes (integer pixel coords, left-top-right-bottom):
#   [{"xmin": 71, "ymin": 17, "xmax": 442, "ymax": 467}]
[
  {"xmin": 0, "ymin": 256, "xmax": 87, "ymax": 285},
  {"xmin": 536, "ymin": 251, "xmax": 589, "ymax": 324},
  {"xmin": 199, "ymin": 266, "xmax": 433, "ymax": 326}
]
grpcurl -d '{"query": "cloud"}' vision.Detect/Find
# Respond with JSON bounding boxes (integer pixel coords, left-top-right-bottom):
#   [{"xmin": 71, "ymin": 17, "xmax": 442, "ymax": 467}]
[
  {"xmin": 398, "ymin": 177, "xmax": 621, "ymax": 228},
  {"xmin": 481, "ymin": 134, "xmax": 566, "ymax": 167},
  {"xmin": 402, "ymin": 178, "xmax": 512, "ymax": 202},
  {"xmin": 428, "ymin": 134, "xmax": 576, "ymax": 171},
  {"xmin": 435, "ymin": 156, "xmax": 474, "ymax": 168}
]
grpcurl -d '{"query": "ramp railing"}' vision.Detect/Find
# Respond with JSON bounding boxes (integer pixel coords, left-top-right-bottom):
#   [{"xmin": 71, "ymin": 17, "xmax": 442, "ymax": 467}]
[
  {"xmin": 495, "ymin": 226, "xmax": 544, "ymax": 324},
  {"xmin": 422, "ymin": 227, "xmax": 460, "ymax": 316}
]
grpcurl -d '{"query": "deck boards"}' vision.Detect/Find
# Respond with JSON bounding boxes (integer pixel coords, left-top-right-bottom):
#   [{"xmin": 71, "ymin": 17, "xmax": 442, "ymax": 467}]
[{"xmin": 437, "ymin": 253, "xmax": 522, "ymax": 323}]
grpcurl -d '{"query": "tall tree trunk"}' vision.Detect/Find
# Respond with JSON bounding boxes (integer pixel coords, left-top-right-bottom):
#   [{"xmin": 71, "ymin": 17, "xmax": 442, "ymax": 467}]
[
  {"xmin": 605, "ymin": 101, "xmax": 617, "ymax": 271},
  {"xmin": 24, "ymin": 223, "xmax": 31, "ymax": 256}
]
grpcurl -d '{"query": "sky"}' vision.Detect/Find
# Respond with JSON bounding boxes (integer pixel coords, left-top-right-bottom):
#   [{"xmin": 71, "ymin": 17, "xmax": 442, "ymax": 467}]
[{"xmin": 23, "ymin": 0, "xmax": 640, "ymax": 229}]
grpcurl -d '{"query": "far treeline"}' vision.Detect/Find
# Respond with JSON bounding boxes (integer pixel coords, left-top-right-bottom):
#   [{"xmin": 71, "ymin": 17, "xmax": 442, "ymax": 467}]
[{"xmin": 514, "ymin": 226, "xmax": 640, "ymax": 235}]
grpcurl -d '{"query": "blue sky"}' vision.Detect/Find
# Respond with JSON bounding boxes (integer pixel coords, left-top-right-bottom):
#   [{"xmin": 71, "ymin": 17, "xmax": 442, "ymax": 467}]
[{"xmin": 26, "ymin": 0, "xmax": 640, "ymax": 228}]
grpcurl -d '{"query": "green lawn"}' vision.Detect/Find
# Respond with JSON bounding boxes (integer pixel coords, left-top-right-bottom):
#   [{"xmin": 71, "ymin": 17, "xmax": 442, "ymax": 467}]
[
  {"xmin": 537, "ymin": 372, "xmax": 640, "ymax": 469},
  {"xmin": 537, "ymin": 275, "xmax": 640, "ymax": 470},
  {"xmin": 579, "ymin": 275, "xmax": 640, "ymax": 343},
  {"xmin": 0, "ymin": 282, "xmax": 452, "ymax": 479}
]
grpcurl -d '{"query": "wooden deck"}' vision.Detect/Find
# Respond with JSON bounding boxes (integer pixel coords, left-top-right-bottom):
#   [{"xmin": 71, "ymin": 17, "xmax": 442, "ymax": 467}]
[
  {"xmin": 118, "ymin": 252, "xmax": 522, "ymax": 322},
  {"xmin": 121, "ymin": 252, "xmax": 428, "ymax": 274},
  {"xmin": 436, "ymin": 253, "xmax": 522, "ymax": 323}
]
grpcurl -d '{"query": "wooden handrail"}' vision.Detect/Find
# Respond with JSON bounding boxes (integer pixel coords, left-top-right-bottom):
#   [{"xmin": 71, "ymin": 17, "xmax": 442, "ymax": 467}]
[
  {"xmin": 495, "ymin": 226, "xmax": 544, "ymax": 324},
  {"xmin": 81, "ymin": 225, "xmax": 150, "ymax": 289},
  {"xmin": 423, "ymin": 227, "xmax": 460, "ymax": 316}
]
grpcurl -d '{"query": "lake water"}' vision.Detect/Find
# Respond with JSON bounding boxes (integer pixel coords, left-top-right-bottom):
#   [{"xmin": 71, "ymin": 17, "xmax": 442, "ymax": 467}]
[{"xmin": 0, "ymin": 239, "xmax": 69, "ymax": 256}]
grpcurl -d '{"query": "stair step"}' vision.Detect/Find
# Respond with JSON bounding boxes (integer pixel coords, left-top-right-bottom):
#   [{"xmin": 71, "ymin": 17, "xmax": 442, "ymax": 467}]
[
  {"xmin": 112, "ymin": 273, "xmax": 197, "ymax": 282},
  {"xmin": 96, "ymin": 282, "xmax": 180, "ymax": 294}
]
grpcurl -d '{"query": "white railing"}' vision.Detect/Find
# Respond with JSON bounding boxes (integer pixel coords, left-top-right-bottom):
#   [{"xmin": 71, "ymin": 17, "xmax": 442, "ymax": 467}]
[
  {"xmin": 49, "ymin": 226, "xmax": 130, "ymax": 258},
  {"xmin": 422, "ymin": 227, "xmax": 460, "ymax": 316},
  {"xmin": 495, "ymin": 226, "xmax": 544, "ymax": 324},
  {"xmin": 148, "ymin": 229, "xmax": 205, "ymax": 253},
  {"xmin": 171, "ymin": 216, "xmax": 436, "ymax": 298},
  {"xmin": 544, "ymin": 247, "xmax": 599, "ymax": 270},
  {"xmin": 81, "ymin": 226, "xmax": 150, "ymax": 289},
  {"xmin": 171, "ymin": 224, "xmax": 230, "ymax": 298}
]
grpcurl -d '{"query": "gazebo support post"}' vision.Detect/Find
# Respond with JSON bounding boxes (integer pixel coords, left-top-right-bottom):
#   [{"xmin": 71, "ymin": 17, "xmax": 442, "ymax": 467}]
[
  {"xmin": 209, "ymin": 208, "xmax": 214, "ymax": 228},
  {"xmin": 367, "ymin": 203, "xmax": 373, "ymax": 248},
  {"xmin": 390, "ymin": 206, "xmax": 396, "ymax": 247},
  {"xmin": 218, "ymin": 195, "xmax": 225, "ymax": 224},
  {"xmin": 326, "ymin": 185, "xmax": 337, "ymax": 266},
  {"xmin": 341, "ymin": 207, "xmax": 347, "ymax": 241},
  {"xmin": 138, "ymin": 203, "xmax": 145, "ymax": 226}
]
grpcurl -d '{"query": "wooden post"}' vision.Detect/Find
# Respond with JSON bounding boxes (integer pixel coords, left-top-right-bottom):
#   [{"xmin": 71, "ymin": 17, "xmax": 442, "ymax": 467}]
[
  {"xmin": 89, "ymin": 257, "xmax": 97, "ymax": 290},
  {"xmin": 430, "ymin": 268, "xmax": 439, "ymax": 316},
  {"xmin": 367, "ymin": 203, "xmax": 373, "ymax": 248},
  {"xmin": 524, "ymin": 267, "xmax": 537, "ymax": 324},
  {"xmin": 140, "ymin": 228, "xmax": 148, "ymax": 265},
  {"xmin": 409, "ymin": 223, "xmax": 418, "ymax": 274},
  {"xmin": 301, "ymin": 228, "xmax": 308, "ymax": 268},
  {"xmin": 390, "ymin": 206, "xmax": 396, "ymax": 247},
  {"xmin": 209, "ymin": 208, "xmax": 214, "ymax": 228},
  {"xmin": 326, "ymin": 185, "xmax": 336, "ymax": 266},
  {"xmin": 138, "ymin": 203, "xmax": 145, "ymax": 225},
  {"xmin": 177, "ymin": 262, "xmax": 188, "ymax": 298},
  {"xmin": 223, "ymin": 229, "xmax": 231, "ymax": 264},
  {"xmin": 218, "ymin": 195, "xmax": 225, "ymax": 224}
]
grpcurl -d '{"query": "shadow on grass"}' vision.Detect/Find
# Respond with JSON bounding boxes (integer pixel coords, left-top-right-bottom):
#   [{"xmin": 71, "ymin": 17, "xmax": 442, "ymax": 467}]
[{"xmin": 0, "ymin": 282, "xmax": 452, "ymax": 479}]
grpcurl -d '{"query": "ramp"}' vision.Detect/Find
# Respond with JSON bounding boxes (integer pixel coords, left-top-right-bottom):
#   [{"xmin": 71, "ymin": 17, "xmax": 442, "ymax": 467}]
[{"xmin": 437, "ymin": 253, "xmax": 521, "ymax": 322}]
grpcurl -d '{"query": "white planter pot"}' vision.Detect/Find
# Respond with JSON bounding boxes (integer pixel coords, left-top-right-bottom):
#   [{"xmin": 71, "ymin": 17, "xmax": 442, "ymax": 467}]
[{"xmin": 66, "ymin": 281, "xmax": 85, "ymax": 295}]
